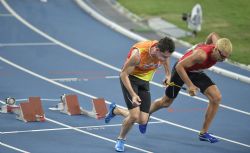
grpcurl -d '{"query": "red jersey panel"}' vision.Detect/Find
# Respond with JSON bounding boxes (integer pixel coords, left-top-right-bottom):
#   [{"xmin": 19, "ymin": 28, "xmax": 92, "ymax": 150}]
[{"xmin": 179, "ymin": 44, "xmax": 217, "ymax": 72}]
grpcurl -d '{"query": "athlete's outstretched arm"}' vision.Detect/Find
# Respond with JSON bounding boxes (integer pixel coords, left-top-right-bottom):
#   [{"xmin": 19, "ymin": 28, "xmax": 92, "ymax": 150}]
[
  {"xmin": 205, "ymin": 32, "xmax": 219, "ymax": 45},
  {"xmin": 175, "ymin": 49, "xmax": 206, "ymax": 96},
  {"xmin": 120, "ymin": 49, "xmax": 141, "ymax": 105}
]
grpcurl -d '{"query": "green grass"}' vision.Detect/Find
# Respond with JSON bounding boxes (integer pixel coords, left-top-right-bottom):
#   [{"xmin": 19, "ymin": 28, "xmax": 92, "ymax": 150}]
[{"xmin": 118, "ymin": 0, "xmax": 250, "ymax": 65}]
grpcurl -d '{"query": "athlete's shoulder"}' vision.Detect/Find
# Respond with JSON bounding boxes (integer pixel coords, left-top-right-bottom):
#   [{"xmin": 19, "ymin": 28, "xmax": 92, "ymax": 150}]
[
  {"xmin": 196, "ymin": 44, "xmax": 215, "ymax": 52},
  {"xmin": 191, "ymin": 48, "xmax": 208, "ymax": 63},
  {"xmin": 133, "ymin": 40, "xmax": 157, "ymax": 48}
]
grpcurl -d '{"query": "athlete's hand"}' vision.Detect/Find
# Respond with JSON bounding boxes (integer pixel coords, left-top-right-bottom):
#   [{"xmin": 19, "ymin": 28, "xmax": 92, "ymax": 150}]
[
  {"xmin": 188, "ymin": 85, "xmax": 199, "ymax": 96},
  {"xmin": 163, "ymin": 77, "xmax": 170, "ymax": 87},
  {"xmin": 132, "ymin": 94, "xmax": 141, "ymax": 106}
]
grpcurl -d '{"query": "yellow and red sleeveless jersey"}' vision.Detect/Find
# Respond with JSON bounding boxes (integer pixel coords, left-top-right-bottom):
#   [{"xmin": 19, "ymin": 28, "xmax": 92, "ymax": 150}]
[{"xmin": 126, "ymin": 40, "xmax": 162, "ymax": 81}]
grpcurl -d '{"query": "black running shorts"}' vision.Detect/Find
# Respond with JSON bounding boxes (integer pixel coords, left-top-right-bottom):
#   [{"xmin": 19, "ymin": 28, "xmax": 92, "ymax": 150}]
[
  {"xmin": 165, "ymin": 63, "xmax": 215, "ymax": 98},
  {"xmin": 120, "ymin": 75, "xmax": 151, "ymax": 113}
]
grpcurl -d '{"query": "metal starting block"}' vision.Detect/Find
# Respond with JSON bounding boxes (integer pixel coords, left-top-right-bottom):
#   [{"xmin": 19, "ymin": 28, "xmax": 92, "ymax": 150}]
[
  {"xmin": 0, "ymin": 97, "xmax": 45, "ymax": 122},
  {"xmin": 53, "ymin": 94, "xmax": 108, "ymax": 119},
  {"xmin": 0, "ymin": 97, "xmax": 19, "ymax": 113},
  {"xmin": 0, "ymin": 104, "xmax": 20, "ymax": 113}
]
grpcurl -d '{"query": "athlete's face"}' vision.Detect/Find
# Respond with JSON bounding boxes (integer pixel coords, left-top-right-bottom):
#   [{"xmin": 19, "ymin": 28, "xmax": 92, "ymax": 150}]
[
  {"xmin": 216, "ymin": 48, "xmax": 230, "ymax": 62},
  {"xmin": 156, "ymin": 48, "xmax": 171, "ymax": 62}
]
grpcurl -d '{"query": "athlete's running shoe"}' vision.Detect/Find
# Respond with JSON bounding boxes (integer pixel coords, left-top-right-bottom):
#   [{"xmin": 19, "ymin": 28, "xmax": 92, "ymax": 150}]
[
  {"xmin": 115, "ymin": 139, "xmax": 125, "ymax": 152},
  {"xmin": 138, "ymin": 116, "xmax": 150, "ymax": 134},
  {"xmin": 199, "ymin": 132, "xmax": 219, "ymax": 143},
  {"xmin": 139, "ymin": 123, "xmax": 148, "ymax": 134},
  {"xmin": 104, "ymin": 102, "xmax": 116, "ymax": 123}
]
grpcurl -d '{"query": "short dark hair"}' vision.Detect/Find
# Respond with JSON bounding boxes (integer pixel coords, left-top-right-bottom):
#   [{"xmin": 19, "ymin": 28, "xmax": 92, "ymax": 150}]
[{"xmin": 157, "ymin": 37, "xmax": 175, "ymax": 53}]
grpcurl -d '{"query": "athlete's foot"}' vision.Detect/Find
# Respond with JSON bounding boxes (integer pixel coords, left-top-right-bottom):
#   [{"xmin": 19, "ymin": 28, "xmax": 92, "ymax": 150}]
[
  {"xmin": 104, "ymin": 102, "xmax": 116, "ymax": 123},
  {"xmin": 199, "ymin": 132, "xmax": 219, "ymax": 143}
]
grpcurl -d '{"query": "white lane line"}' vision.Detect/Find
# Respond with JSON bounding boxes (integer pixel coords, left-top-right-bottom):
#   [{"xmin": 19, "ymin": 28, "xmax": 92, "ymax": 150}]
[
  {"xmin": 0, "ymin": 13, "xmax": 12, "ymax": 16},
  {"xmin": 0, "ymin": 98, "xmax": 60, "ymax": 103},
  {"xmin": 1, "ymin": 0, "xmax": 249, "ymax": 117},
  {"xmin": 51, "ymin": 77, "xmax": 89, "ymax": 82},
  {"xmin": 105, "ymin": 75, "xmax": 120, "ymax": 79},
  {"xmin": 1, "ymin": 121, "xmax": 163, "ymax": 134},
  {"xmin": 14, "ymin": 98, "xmax": 60, "ymax": 102},
  {"xmin": 0, "ymin": 56, "xmax": 249, "ymax": 148},
  {"xmin": 0, "ymin": 142, "xmax": 30, "ymax": 153},
  {"xmin": 51, "ymin": 76, "xmax": 119, "ymax": 82},
  {"xmin": 0, "ymin": 42, "xmax": 57, "ymax": 47}
]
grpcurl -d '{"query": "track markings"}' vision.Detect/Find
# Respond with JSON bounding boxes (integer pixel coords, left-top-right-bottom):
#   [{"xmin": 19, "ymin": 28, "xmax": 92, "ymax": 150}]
[
  {"xmin": 0, "ymin": 42, "xmax": 57, "ymax": 47},
  {"xmin": 1, "ymin": 121, "xmax": 163, "ymax": 134},
  {"xmin": 51, "ymin": 76, "xmax": 119, "ymax": 82},
  {"xmin": 0, "ymin": 56, "xmax": 249, "ymax": 148}
]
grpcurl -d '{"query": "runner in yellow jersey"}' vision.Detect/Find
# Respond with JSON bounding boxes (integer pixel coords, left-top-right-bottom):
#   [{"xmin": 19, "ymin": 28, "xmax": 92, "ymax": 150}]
[{"xmin": 105, "ymin": 37, "xmax": 175, "ymax": 152}]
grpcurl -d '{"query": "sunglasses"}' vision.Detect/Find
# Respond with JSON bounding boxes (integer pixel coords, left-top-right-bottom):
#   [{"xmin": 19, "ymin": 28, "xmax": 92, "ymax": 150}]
[{"xmin": 217, "ymin": 49, "xmax": 227, "ymax": 59}]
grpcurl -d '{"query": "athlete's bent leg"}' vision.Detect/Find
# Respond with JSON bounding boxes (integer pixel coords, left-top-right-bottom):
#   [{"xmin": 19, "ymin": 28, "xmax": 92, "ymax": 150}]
[
  {"xmin": 117, "ymin": 107, "xmax": 140, "ymax": 139},
  {"xmin": 202, "ymin": 85, "xmax": 221, "ymax": 133},
  {"xmin": 113, "ymin": 107, "xmax": 129, "ymax": 117},
  {"xmin": 199, "ymin": 85, "xmax": 220, "ymax": 143},
  {"xmin": 149, "ymin": 95, "xmax": 174, "ymax": 114}
]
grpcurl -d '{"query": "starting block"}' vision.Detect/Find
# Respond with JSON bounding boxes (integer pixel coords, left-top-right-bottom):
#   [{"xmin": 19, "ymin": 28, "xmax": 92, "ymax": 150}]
[
  {"xmin": 0, "ymin": 104, "xmax": 20, "ymax": 114},
  {"xmin": 0, "ymin": 97, "xmax": 45, "ymax": 122},
  {"xmin": 60, "ymin": 94, "xmax": 81, "ymax": 115},
  {"xmin": 51, "ymin": 94, "xmax": 108, "ymax": 119},
  {"xmin": 0, "ymin": 97, "xmax": 19, "ymax": 113},
  {"xmin": 81, "ymin": 98, "xmax": 108, "ymax": 119}
]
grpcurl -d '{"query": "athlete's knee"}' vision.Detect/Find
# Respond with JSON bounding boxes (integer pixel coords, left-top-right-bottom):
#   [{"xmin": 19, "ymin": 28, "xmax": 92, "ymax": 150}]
[
  {"xmin": 138, "ymin": 119, "xmax": 148, "ymax": 125},
  {"xmin": 160, "ymin": 96, "xmax": 173, "ymax": 108},
  {"xmin": 128, "ymin": 114, "xmax": 140, "ymax": 123},
  {"xmin": 138, "ymin": 115, "xmax": 149, "ymax": 124},
  {"xmin": 205, "ymin": 85, "xmax": 222, "ymax": 105},
  {"xmin": 210, "ymin": 93, "xmax": 222, "ymax": 105}
]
